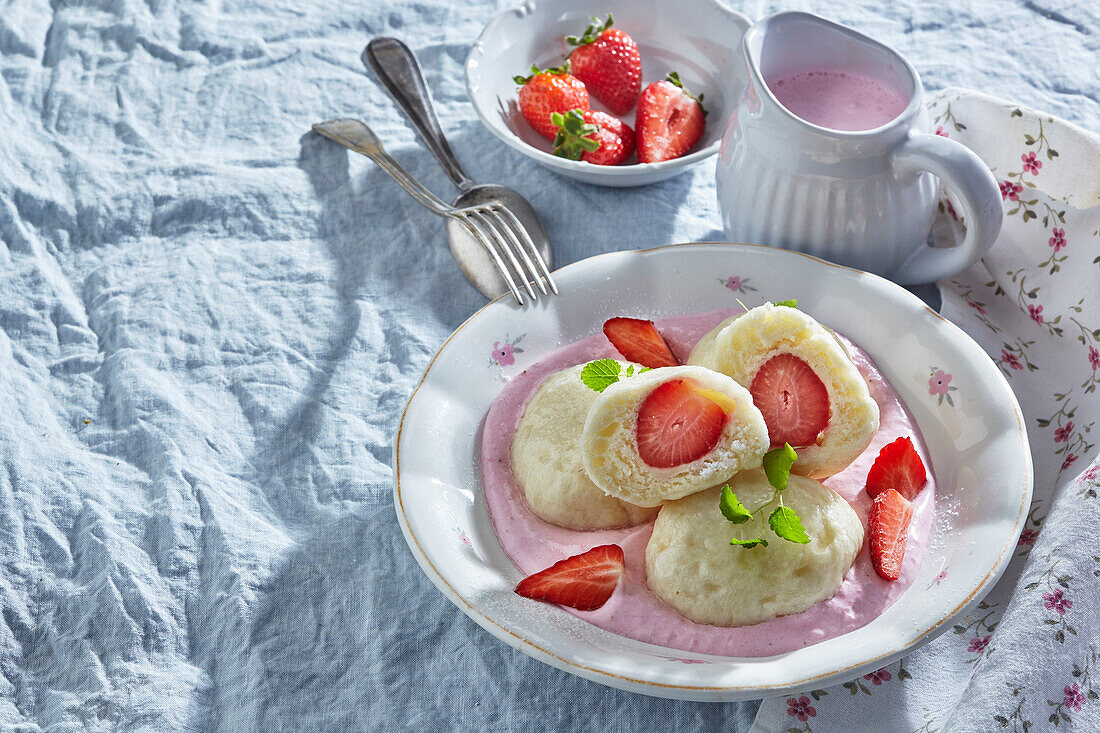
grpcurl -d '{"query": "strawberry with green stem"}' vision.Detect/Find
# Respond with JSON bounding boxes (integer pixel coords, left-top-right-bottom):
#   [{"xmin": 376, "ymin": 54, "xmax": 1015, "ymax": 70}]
[
  {"xmin": 513, "ymin": 62, "xmax": 589, "ymax": 140},
  {"xmin": 566, "ymin": 14, "xmax": 642, "ymax": 115},
  {"xmin": 551, "ymin": 109, "xmax": 635, "ymax": 166}
]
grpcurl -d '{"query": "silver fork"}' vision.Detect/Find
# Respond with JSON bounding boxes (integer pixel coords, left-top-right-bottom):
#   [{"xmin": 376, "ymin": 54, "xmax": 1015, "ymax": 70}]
[{"xmin": 311, "ymin": 118, "xmax": 556, "ymax": 305}]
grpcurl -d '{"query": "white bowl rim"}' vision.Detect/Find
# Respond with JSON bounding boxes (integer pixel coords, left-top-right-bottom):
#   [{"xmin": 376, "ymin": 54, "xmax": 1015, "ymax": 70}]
[
  {"xmin": 393, "ymin": 242, "xmax": 1033, "ymax": 697},
  {"xmin": 462, "ymin": 0, "xmax": 753, "ymax": 179}
]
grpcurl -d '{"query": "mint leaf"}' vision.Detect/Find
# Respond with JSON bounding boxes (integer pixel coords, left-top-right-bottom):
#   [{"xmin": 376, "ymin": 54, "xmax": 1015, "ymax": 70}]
[
  {"xmin": 730, "ymin": 536, "xmax": 768, "ymax": 548},
  {"xmin": 580, "ymin": 359, "xmax": 622, "ymax": 392},
  {"xmin": 774, "ymin": 299, "xmax": 798, "ymax": 308},
  {"xmin": 768, "ymin": 506, "xmax": 810, "ymax": 544},
  {"xmin": 719, "ymin": 485, "xmax": 752, "ymax": 524},
  {"xmin": 763, "ymin": 443, "xmax": 798, "ymax": 492}
]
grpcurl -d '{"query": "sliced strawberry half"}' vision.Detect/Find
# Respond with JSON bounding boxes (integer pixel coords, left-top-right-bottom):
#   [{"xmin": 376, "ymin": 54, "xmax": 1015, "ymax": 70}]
[
  {"xmin": 635, "ymin": 72, "xmax": 706, "ymax": 163},
  {"xmin": 748, "ymin": 353, "xmax": 830, "ymax": 448},
  {"xmin": 602, "ymin": 317, "xmax": 679, "ymax": 368},
  {"xmin": 514, "ymin": 544, "xmax": 624, "ymax": 611},
  {"xmin": 636, "ymin": 378, "xmax": 728, "ymax": 468},
  {"xmin": 865, "ymin": 436, "xmax": 928, "ymax": 501},
  {"xmin": 869, "ymin": 488, "xmax": 914, "ymax": 581}
]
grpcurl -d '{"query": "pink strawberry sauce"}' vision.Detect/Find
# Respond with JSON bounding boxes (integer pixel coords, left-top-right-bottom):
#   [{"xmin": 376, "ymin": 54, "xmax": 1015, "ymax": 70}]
[{"xmin": 479, "ymin": 308, "xmax": 935, "ymax": 656}]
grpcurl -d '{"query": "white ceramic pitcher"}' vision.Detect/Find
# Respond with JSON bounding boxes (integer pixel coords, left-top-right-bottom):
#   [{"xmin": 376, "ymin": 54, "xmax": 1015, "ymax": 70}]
[{"xmin": 716, "ymin": 12, "xmax": 1002, "ymax": 284}]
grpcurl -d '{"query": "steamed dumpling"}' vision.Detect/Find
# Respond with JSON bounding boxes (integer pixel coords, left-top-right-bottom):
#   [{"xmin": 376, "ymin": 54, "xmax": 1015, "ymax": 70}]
[
  {"xmin": 511, "ymin": 364, "xmax": 658, "ymax": 530},
  {"xmin": 581, "ymin": 365, "xmax": 769, "ymax": 507},
  {"xmin": 692, "ymin": 303, "xmax": 878, "ymax": 478},
  {"xmin": 645, "ymin": 470, "xmax": 863, "ymax": 627}
]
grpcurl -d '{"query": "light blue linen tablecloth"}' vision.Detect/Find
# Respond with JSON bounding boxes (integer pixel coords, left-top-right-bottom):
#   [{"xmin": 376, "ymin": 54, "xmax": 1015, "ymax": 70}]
[{"xmin": 0, "ymin": 1, "xmax": 1096, "ymax": 731}]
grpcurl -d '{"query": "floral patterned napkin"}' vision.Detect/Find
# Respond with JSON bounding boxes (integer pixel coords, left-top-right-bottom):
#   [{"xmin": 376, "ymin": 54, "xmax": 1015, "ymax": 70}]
[{"xmin": 752, "ymin": 88, "xmax": 1100, "ymax": 733}]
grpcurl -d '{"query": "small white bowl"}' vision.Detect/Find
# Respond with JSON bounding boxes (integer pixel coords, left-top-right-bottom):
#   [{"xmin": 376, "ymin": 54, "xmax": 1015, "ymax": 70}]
[{"xmin": 464, "ymin": 0, "xmax": 752, "ymax": 187}]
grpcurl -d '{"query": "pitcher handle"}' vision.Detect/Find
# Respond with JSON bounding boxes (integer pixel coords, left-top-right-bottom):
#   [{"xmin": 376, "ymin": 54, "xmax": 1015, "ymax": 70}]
[{"xmin": 890, "ymin": 132, "xmax": 1003, "ymax": 285}]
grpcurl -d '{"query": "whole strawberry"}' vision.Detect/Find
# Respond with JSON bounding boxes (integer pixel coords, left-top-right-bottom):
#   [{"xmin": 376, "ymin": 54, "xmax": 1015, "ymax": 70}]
[
  {"xmin": 636, "ymin": 72, "xmax": 707, "ymax": 163},
  {"xmin": 566, "ymin": 14, "xmax": 642, "ymax": 116},
  {"xmin": 550, "ymin": 109, "xmax": 635, "ymax": 166},
  {"xmin": 514, "ymin": 62, "xmax": 589, "ymax": 140}
]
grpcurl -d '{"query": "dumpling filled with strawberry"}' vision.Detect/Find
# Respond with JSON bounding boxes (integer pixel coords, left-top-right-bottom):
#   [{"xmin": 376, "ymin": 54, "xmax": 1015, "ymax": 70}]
[
  {"xmin": 580, "ymin": 365, "xmax": 769, "ymax": 507},
  {"xmin": 690, "ymin": 302, "xmax": 879, "ymax": 478},
  {"xmin": 511, "ymin": 363, "xmax": 658, "ymax": 530}
]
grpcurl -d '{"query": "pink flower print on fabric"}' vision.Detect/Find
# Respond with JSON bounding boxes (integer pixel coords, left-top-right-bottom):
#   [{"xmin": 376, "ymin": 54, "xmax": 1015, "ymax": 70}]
[
  {"xmin": 1021, "ymin": 151, "xmax": 1043, "ymax": 175},
  {"xmin": 1061, "ymin": 453, "xmax": 1078, "ymax": 472},
  {"xmin": 1043, "ymin": 588, "xmax": 1072, "ymax": 615},
  {"xmin": 1054, "ymin": 422, "xmax": 1074, "ymax": 443},
  {"xmin": 1001, "ymin": 350, "xmax": 1023, "ymax": 370},
  {"xmin": 1018, "ymin": 528, "xmax": 1039, "ymax": 546},
  {"xmin": 1048, "ymin": 227, "xmax": 1066, "ymax": 252},
  {"xmin": 968, "ymin": 635, "xmax": 991, "ymax": 653},
  {"xmin": 1089, "ymin": 346, "xmax": 1099, "ymax": 371},
  {"xmin": 863, "ymin": 668, "xmax": 892, "ymax": 685},
  {"xmin": 1000, "ymin": 180, "xmax": 1023, "ymax": 201},
  {"xmin": 1064, "ymin": 683, "xmax": 1086, "ymax": 711},
  {"xmin": 786, "ymin": 697, "xmax": 816, "ymax": 721},
  {"xmin": 935, "ymin": 125, "xmax": 948, "ymax": 137},
  {"xmin": 1028, "ymin": 304, "xmax": 1044, "ymax": 324}
]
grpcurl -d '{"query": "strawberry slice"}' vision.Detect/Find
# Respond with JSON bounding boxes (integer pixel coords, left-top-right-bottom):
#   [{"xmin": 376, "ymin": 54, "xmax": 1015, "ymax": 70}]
[
  {"xmin": 865, "ymin": 437, "xmax": 928, "ymax": 501},
  {"xmin": 514, "ymin": 544, "xmax": 624, "ymax": 611},
  {"xmin": 748, "ymin": 353, "xmax": 830, "ymax": 448},
  {"xmin": 602, "ymin": 317, "xmax": 679, "ymax": 368},
  {"xmin": 636, "ymin": 378, "xmax": 728, "ymax": 468},
  {"xmin": 869, "ymin": 488, "xmax": 914, "ymax": 581},
  {"xmin": 635, "ymin": 72, "xmax": 706, "ymax": 163}
]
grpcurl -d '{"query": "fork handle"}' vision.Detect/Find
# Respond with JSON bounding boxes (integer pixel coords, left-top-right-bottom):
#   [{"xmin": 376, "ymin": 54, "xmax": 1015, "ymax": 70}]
[
  {"xmin": 312, "ymin": 119, "xmax": 452, "ymax": 217},
  {"xmin": 363, "ymin": 37, "xmax": 474, "ymax": 192}
]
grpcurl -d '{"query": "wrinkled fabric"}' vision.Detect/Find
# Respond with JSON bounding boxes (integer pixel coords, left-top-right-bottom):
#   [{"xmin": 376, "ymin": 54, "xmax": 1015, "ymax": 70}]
[{"xmin": 0, "ymin": 0, "xmax": 1096, "ymax": 731}]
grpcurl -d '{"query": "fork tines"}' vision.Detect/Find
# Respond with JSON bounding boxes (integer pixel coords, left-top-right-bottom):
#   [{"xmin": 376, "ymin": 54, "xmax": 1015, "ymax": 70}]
[{"xmin": 449, "ymin": 202, "xmax": 558, "ymax": 305}]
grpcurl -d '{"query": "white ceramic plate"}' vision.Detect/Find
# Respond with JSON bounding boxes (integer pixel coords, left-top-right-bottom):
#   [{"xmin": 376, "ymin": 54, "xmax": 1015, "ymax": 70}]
[
  {"xmin": 464, "ymin": 0, "xmax": 751, "ymax": 187},
  {"xmin": 393, "ymin": 243, "xmax": 1032, "ymax": 701}
]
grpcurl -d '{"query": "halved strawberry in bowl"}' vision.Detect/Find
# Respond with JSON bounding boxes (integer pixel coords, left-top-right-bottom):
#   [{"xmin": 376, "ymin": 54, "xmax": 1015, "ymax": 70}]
[
  {"xmin": 635, "ymin": 378, "xmax": 728, "ymax": 468},
  {"xmin": 602, "ymin": 317, "xmax": 679, "ymax": 368},
  {"xmin": 636, "ymin": 72, "xmax": 707, "ymax": 163},
  {"xmin": 868, "ymin": 488, "xmax": 914, "ymax": 581},
  {"xmin": 865, "ymin": 436, "xmax": 927, "ymax": 500},
  {"xmin": 748, "ymin": 353, "xmax": 830, "ymax": 448},
  {"xmin": 514, "ymin": 544, "xmax": 625, "ymax": 611}
]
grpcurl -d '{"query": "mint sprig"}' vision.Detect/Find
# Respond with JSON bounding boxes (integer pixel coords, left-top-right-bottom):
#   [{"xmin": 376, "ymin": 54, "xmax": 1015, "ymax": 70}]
[
  {"xmin": 763, "ymin": 442, "xmax": 798, "ymax": 492},
  {"xmin": 774, "ymin": 299, "xmax": 798, "ymax": 308},
  {"xmin": 719, "ymin": 485, "xmax": 752, "ymax": 524},
  {"xmin": 768, "ymin": 505, "xmax": 810, "ymax": 544},
  {"xmin": 579, "ymin": 359, "xmax": 649, "ymax": 393},
  {"xmin": 718, "ymin": 443, "xmax": 811, "ymax": 548}
]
